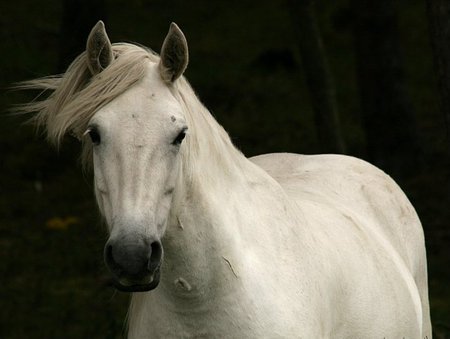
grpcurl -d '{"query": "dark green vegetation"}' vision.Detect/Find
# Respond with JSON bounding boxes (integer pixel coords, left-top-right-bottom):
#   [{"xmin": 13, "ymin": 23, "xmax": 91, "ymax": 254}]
[{"xmin": 1, "ymin": 0, "xmax": 449, "ymax": 337}]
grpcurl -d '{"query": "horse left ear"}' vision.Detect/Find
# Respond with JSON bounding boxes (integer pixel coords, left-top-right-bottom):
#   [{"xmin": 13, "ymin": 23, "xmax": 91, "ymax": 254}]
[
  {"xmin": 86, "ymin": 20, "xmax": 114, "ymax": 76},
  {"xmin": 159, "ymin": 23, "xmax": 189, "ymax": 83}
]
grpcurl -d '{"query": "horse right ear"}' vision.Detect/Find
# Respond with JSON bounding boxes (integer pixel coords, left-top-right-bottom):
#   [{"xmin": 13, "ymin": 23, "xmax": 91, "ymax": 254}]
[{"xmin": 86, "ymin": 21, "xmax": 114, "ymax": 75}]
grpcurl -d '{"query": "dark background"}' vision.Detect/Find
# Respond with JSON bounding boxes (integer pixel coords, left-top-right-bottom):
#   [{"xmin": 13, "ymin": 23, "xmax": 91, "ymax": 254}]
[{"xmin": 1, "ymin": 0, "xmax": 449, "ymax": 337}]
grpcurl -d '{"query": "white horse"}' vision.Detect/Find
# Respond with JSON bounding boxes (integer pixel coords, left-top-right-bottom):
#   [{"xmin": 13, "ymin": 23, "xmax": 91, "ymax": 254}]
[{"xmin": 20, "ymin": 21, "xmax": 431, "ymax": 338}]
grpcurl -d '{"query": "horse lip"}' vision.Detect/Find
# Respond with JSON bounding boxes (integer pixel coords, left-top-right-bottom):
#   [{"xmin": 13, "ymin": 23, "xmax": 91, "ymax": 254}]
[{"xmin": 113, "ymin": 268, "xmax": 161, "ymax": 292}]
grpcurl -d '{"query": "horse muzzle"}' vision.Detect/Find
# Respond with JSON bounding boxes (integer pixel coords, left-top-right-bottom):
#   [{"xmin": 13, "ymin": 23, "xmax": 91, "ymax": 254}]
[{"xmin": 104, "ymin": 233, "xmax": 163, "ymax": 292}]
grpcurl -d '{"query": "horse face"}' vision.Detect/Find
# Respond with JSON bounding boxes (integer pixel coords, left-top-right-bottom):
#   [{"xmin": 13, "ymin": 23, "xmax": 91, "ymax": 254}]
[
  {"xmin": 83, "ymin": 22, "xmax": 189, "ymax": 292},
  {"xmin": 87, "ymin": 61, "xmax": 187, "ymax": 291}
]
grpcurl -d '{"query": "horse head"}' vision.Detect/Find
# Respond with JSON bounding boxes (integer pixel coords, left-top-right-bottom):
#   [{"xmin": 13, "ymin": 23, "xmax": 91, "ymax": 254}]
[{"xmin": 85, "ymin": 21, "xmax": 189, "ymax": 292}]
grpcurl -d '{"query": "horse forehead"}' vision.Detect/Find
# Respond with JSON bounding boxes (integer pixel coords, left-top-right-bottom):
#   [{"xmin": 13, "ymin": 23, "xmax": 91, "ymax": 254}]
[
  {"xmin": 114, "ymin": 72, "xmax": 172, "ymax": 112},
  {"xmin": 96, "ymin": 70, "xmax": 179, "ymax": 123}
]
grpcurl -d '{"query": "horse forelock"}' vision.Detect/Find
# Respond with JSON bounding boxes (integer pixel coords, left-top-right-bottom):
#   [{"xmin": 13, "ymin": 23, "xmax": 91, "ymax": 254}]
[{"xmin": 16, "ymin": 43, "xmax": 156, "ymax": 166}]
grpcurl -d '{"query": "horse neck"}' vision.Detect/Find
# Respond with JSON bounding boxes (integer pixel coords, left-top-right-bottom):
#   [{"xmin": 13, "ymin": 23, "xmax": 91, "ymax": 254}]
[
  {"xmin": 157, "ymin": 104, "xmax": 274, "ymax": 305},
  {"xmin": 128, "ymin": 110, "xmax": 301, "ymax": 334}
]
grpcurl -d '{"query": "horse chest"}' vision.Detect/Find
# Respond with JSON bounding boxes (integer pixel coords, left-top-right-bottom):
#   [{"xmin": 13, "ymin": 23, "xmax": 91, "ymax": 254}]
[{"xmin": 128, "ymin": 284, "xmax": 303, "ymax": 338}]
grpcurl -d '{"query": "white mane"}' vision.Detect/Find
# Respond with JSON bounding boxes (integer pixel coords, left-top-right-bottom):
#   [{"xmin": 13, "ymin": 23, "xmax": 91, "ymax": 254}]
[
  {"xmin": 171, "ymin": 77, "xmax": 250, "ymax": 187},
  {"xmin": 16, "ymin": 43, "xmax": 247, "ymax": 176}
]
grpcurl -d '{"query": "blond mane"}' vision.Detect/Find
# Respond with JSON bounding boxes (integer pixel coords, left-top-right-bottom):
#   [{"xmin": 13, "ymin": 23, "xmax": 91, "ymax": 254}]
[{"xmin": 17, "ymin": 42, "xmax": 247, "ymax": 175}]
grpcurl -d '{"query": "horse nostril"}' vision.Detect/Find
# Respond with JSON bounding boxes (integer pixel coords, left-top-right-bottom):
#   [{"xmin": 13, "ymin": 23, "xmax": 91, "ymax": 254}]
[
  {"xmin": 104, "ymin": 242, "xmax": 122, "ymax": 274},
  {"xmin": 148, "ymin": 241, "xmax": 163, "ymax": 272}
]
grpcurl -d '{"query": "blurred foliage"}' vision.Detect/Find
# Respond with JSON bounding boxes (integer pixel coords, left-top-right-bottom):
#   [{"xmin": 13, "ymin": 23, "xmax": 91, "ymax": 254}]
[
  {"xmin": 0, "ymin": 0, "xmax": 448, "ymax": 337},
  {"xmin": 45, "ymin": 216, "xmax": 79, "ymax": 230}
]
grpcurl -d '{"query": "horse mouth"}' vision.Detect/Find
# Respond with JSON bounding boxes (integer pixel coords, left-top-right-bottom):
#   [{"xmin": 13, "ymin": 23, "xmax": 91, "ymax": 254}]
[{"xmin": 113, "ymin": 268, "xmax": 161, "ymax": 292}]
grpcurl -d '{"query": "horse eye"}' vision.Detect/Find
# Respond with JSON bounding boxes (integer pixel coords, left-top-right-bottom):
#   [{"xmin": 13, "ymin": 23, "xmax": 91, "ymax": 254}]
[
  {"xmin": 88, "ymin": 128, "xmax": 101, "ymax": 145},
  {"xmin": 172, "ymin": 129, "xmax": 187, "ymax": 146}
]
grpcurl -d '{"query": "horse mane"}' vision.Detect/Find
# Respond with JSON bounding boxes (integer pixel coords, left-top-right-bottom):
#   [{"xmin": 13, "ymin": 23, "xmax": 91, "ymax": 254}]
[
  {"xmin": 15, "ymin": 43, "xmax": 153, "ymax": 167},
  {"xmin": 172, "ymin": 76, "xmax": 250, "ymax": 186},
  {"xmin": 16, "ymin": 42, "xmax": 247, "ymax": 175}
]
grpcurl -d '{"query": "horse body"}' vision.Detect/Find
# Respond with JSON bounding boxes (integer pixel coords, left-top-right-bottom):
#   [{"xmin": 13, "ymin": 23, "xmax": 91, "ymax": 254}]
[
  {"xmin": 252, "ymin": 153, "xmax": 431, "ymax": 337},
  {"xmin": 128, "ymin": 149, "xmax": 430, "ymax": 338},
  {"xmin": 19, "ymin": 21, "xmax": 431, "ymax": 338}
]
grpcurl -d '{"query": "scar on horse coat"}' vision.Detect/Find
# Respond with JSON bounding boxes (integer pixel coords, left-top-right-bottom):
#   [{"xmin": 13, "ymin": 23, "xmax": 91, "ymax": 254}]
[{"xmin": 17, "ymin": 21, "xmax": 431, "ymax": 338}]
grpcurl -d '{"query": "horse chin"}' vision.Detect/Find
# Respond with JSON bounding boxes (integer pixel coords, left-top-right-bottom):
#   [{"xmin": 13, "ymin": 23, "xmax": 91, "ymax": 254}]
[{"xmin": 113, "ymin": 268, "xmax": 161, "ymax": 292}]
